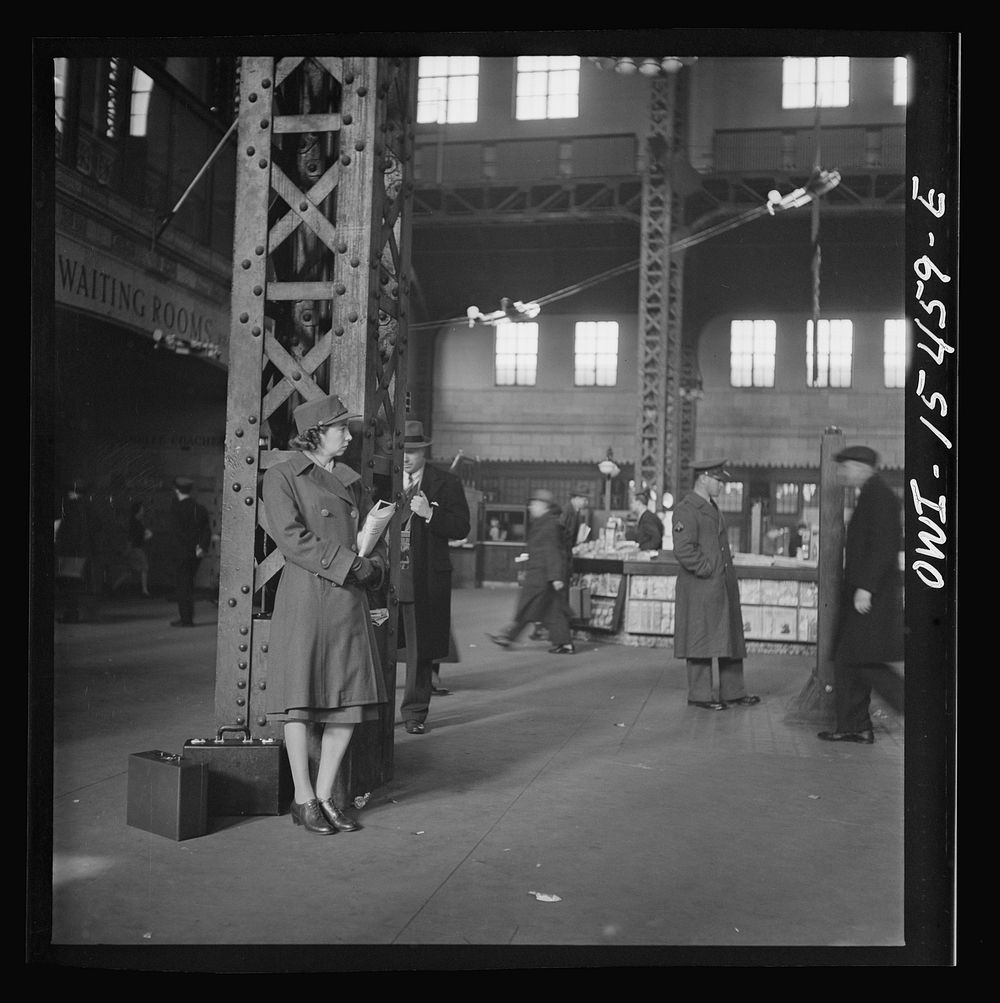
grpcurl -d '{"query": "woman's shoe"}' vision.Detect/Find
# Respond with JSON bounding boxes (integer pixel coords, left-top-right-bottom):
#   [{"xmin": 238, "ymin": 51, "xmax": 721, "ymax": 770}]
[
  {"xmin": 289, "ymin": 798, "xmax": 336, "ymax": 834},
  {"xmin": 318, "ymin": 799, "xmax": 361, "ymax": 831}
]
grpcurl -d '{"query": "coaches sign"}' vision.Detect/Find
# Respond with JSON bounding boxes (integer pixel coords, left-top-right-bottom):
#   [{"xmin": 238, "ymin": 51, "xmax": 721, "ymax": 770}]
[{"xmin": 55, "ymin": 233, "xmax": 229, "ymax": 363}]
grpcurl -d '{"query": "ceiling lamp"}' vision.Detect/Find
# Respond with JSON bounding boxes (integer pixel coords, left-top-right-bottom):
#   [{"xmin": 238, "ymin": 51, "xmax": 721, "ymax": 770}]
[{"xmin": 588, "ymin": 56, "xmax": 698, "ymax": 77}]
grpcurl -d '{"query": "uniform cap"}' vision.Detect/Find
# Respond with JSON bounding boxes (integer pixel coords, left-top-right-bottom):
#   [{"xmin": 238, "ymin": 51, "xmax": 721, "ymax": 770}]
[
  {"xmin": 834, "ymin": 445, "xmax": 879, "ymax": 466},
  {"xmin": 691, "ymin": 458, "xmax": 731, "ymax": 481},
  {"xmin": 174, "ymin": 476, "xmax": 194, "ymax": 492},
  {"xmin": 292, "ymin": 394, "xmax": 360, "ymax": 434}
]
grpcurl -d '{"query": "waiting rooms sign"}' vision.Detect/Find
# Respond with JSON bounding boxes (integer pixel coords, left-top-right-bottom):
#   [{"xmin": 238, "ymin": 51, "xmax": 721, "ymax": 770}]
[{"xmin": 55, "ymin": 233, "xmax": 229, "ymax": 359}]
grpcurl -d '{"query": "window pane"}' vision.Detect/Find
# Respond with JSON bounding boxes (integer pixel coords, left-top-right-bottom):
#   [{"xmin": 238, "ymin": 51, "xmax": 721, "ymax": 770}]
[
  {"xmin": 717, "ymin": 481, "xmax": 744, "ymax": 512},
  {"xmin": 495, "ymin": 322, "xmax": 537, "ymax": 386},
  {"xmin": 893, "ymin": 56, "xmax": 909, "ymax": 106},
  {"xmin": 730, "ymin": 319, "xmax": 775, "ymax": 387},
  {"xmin": 54, "ymin": 57, "xmax": 67, "ymax": 134},
  {"xmin": 775, "ymin": 482, "xmax": 799, "ymax": 514},
  {"xmin": 129, "ymin": 67, "xmax": 154, "ymax": 137},
  {"xmin": 515, "ymin": 56, "xmax": 579, "ymax": 121},
  {"xmin": 417, "ymin": 57, "xmax": 479, "ymax": 124},
  {"xmin": 575, "ymin": 322, "xmax": 618, "ymax": 386},
  {"xmin": 807, "ymin": 319, "xmax": 853, "ymax": 388},
  {"xmin": 883, "ymin": 319, "xmax": 907, "ymax": 388}
]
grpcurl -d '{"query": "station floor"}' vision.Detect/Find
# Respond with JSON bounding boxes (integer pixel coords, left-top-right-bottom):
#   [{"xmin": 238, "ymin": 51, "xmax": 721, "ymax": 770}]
[{"xmin": 35, "ymin": 586, "xmax": 917, "ymax": 970}]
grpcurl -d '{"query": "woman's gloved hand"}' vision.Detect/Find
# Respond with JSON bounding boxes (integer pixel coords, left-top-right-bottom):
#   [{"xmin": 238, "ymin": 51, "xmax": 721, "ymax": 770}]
[{"xmin": 350, "ymin": 555, "xmax": 381, "ymax": 587}]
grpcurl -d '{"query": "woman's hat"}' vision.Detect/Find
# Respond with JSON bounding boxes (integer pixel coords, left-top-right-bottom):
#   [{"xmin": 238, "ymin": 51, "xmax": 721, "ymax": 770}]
[
  {"xmin": 293, "ymin": 394, "xmax": 360, "ymax": 434},
  {"xmin": 403, "ymin": 419, "xmax": 432, "ymax": 450}
]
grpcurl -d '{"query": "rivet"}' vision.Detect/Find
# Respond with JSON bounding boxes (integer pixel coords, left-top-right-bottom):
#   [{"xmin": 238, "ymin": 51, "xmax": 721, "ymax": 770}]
[
  {"xmin": 237, "ymin": 680, "xmax": 246, "ymax": 689},
  {"xmin": 334, "ymin": 326, "xmax": 345, "ymax": 337},
  {"xmin": 248, "ymin": 93, "xmax": 258, "ymax": 103},
  {"xmin": 238, "ymin": 661, "xmax": 248, "ymax": 670},
  {"xmin": 302, "ymin": 311, "xmax": 312, "ymax": 322},
  {"xmin": 348, "ymin": 311, "xmax": 359, "ymax": 322},
  {"xmin": 239, "ymin": 626, "xmax": 249, "ymax": 636},
  {"xmin": 251, "ymin": 326, "xmax": 261, "ymax": 337},
  {"xmin": 357, "ymin": 86, "xmax": 368, "ymax": 97},
  {"xmin": 246, "ymin": 146, "xmax": 255, "ymax": 156},
  {"xmin": 262, "ymin": 78, "xmax": 271, "ymax": 89},
  {"xmin": 261, "ymin": 643, "xmax": 268, "ymax": 652},
  {"xmin": 340, "ymin": 154, "xmax": 351, "ymax": 166},
  {"xmin": 255, "ymin": 245, "xmax": 264, "ymax": 255},
  {"xmin": 235, "ymin": 428, "xmax": 244, "ymax": 437},
  {"xmin": 337, "ymin": 241, "xmax": 348, "ymax": 253},
  {"xmin": 299, "ymin": 201, "xmax": 309, "ymax": 212},
  {"xmin": 335, "ymin": 282, "xmax": 346, "ymax": 295},
  {"xmin": 292, "ymin": 371, "xmax": 301, "ymax": 380},
  {"xmin": 253, "ymin": 285, "xmax": 263, "ymax": 295},
  {"xmin": 241, "ymin": 585, "xmax": 251, "ymax": 594},
  {"xmin": 260, "ymin": 119, "xmax": 269, "ymax": 129},
  {"xmin": 248, "ymin": 416, "xmax": 257, "ymax": 423},
  {"xmin": 228, "ymin": 598, "xmax": 237, "ymax": 607},
  {"xmin": 236, "ymin": 716, "xmax": 245, "ymax": 726},
  {"xmin": 258, "ymin": 681, "xmax": 266, "ymax": 690},
  {"xmin": 350, "ymin": 257, "xmax": 360, "ymax": 268},
  {"xmin": 354, "ymin": 140, "xmax": 365, "ymax": 152},
  {"xmin": 240, "ymin": 312, "xmax": 249, "ymax": 323},
  {"xmin": 342, "ymin": 113, "xmax": 352, "ymax": 125},
  {"xmin": 232, "ymin": 482, "xmax": 241, "ymax": 491},
  {"xmin": 258, "ymin": 158, "xmax": 268, "ymax": 169},
  {"xmin": 239, "ymin": 643, "xmax": 248, "ymax": 652},
  {"xmin": 236, "ymin": 698, "xmax": 245, "ymax": 707},
  {"xmin": 244, "ymin": 497, "xmax": 254, "ymax": 506},
  {"xmin": 246, "ymin": 455, "xmax": 254, "ymax": 464},
  {"xmin": 256, "ymin": 717, "xmax": 267, "ymax": 726},
  {"xmin": 241, "ymin": 259, "xmax": 251, "ymax": 269},
  {"xmin": 344, "ymin": 72, "xmax": 354, "ymax": 84}
]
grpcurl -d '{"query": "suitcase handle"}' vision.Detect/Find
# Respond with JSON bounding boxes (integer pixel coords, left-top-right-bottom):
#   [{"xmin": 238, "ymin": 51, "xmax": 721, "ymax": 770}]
[{"xmin": 214, "ymin": 725, "xmax": 251, "ymax": 744}]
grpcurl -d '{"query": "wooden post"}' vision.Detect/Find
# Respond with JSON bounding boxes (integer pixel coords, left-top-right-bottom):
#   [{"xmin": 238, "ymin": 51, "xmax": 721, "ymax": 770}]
[{"xmin": 787, "ymin": 426, "xmax": 844, "ymax": 720}]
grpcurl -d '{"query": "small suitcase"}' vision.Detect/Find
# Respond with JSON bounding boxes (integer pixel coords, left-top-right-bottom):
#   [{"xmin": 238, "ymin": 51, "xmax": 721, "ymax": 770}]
[
  {"xmin": 126, "ymin": 751, "xmax": 208, "ymax": 841},
  {"xmin": 183, "ymin": 725, "xmax": 292, "ymax": 817}
]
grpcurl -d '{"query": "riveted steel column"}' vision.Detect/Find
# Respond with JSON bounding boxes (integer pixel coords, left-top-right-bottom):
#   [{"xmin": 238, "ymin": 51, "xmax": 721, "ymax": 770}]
[{"xmin": 215, "ymin": 56, "xmax": 415, "ymax": 799}]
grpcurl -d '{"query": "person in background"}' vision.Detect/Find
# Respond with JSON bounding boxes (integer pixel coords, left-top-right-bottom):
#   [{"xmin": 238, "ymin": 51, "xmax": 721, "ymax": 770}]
[
  {"xmin": 169, "ymin": 476, "xmax": 211, "ymax": 627},
  {"xmin": 789, "ymin": 522, "xmax": 808, "ymax": 559},
  {"xmin": 262, "ymin": 392, "xmax": 387, "ymax": 835},
  {"xmin": 626, "ymin": 490, "xmax": 665, "ymax": 551},
  {"xmin": 396, "ymin": 420, "xmax": 471, "ymax": 734},
  {"xmin": 55, "ymin": 478, "xmax": 100, "ymax": 624},
  {"xmin": 487, "ymin": 488, "xmax": 575, "ymax": 655},
  {"xmin": 818, "ymin": 446, "xmax": 904, "ymax": 745},
  {"xmin": 672, "ymin": 459, "xmax": 759, "ymax": 711},
  {"xmin": 113, "ymin": 501, "xmax": 152, "ymax": 596}
]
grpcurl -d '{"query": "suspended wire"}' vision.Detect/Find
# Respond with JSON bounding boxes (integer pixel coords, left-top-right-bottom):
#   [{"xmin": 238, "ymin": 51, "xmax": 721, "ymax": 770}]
[{"xmin": 408, "ymin": 203, "xmax": 772, "ymax": 331}]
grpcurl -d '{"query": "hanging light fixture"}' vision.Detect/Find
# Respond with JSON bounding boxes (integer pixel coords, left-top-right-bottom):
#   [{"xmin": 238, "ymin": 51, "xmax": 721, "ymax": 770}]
[{"xmin": 588, "ymin": 56, "xmax": 698, "ymax": 77}]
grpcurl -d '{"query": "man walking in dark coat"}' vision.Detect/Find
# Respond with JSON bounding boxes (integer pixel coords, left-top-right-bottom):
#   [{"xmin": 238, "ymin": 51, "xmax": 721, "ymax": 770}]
[
  {"xmin": 170, "ymin": 476, "xmax": 211, "ymax": 627},
  {"xmin": 672, "ymin": 459, "xmax": 759, "ymax": 710},
  {"xmin": 397, "ymin": 421, "xmax": 471, "ymax": 734},
  {"xmin": 819, "ymin": 445, "xmax": 904, "ymax": 745},
  {"xmin": 487, "ymin": 488, "xmax": 575, "ymax": 654}
]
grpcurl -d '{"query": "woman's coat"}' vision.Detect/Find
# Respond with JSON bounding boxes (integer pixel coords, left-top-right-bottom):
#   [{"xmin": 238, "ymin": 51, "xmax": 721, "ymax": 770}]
[{"xmin": 262, "ymin": 454, "xmax": 387, "ymax": 714}]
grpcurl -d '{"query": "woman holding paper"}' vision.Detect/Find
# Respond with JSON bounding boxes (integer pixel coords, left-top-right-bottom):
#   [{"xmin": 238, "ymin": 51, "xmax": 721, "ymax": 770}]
[{"xmin": 261, "ymin": 393, "xmax": 389, "ymax": 836}]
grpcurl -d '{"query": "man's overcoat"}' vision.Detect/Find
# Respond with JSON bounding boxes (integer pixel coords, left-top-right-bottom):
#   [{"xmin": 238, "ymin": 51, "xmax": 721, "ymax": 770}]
[
  {"xmin": 262, "ymin": 454, "xmax": 388, "ymax": 714},
  {"xmin": 834, "ymin": 472, "xmax": 904, "ymax": 664},
  {"xmin": 407, "ymin": 462, "xmax": 471, "ymax": 663},
  {"xmin": 671, "ymin": 490, "xmax": 747, "ymax": 659}
]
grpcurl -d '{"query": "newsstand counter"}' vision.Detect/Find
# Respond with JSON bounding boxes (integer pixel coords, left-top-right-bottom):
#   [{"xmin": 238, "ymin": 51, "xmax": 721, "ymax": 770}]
[{"xmin": 571, "ymin": 550, "xmax": 818, "ymax": 654}]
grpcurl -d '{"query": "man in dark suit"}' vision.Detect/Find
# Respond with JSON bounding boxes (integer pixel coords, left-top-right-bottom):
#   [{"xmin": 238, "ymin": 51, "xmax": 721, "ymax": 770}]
[
  {"xmin": 818, "ymin": 445, "xmax": 904, "ymax": 745},
  {"xmin": 170, "ymin": 476, "xmax": 211, "ymax": 627},
  {"xmin": 397, "ymin": 420, "xmax": 471, "ymax": 734}
]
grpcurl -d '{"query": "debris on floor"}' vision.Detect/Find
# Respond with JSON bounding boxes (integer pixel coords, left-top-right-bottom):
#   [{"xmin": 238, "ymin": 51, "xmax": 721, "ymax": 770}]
[{"xmin": 528, "ymin": 890, "xmax": 561, "ymax": 902}]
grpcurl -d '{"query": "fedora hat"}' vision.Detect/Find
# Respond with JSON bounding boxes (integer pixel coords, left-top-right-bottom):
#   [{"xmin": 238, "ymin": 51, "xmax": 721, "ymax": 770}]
[
  {"xmin": 403, "ymin": 419, "xmax": 432, "ymax": 450},
  {"xmin": 834, "ymin": 444, "xmax": 879, "ymax": 466},
  {"xmin": 293, "ymin": 394, "xmax": 360, "ymax": 434}
]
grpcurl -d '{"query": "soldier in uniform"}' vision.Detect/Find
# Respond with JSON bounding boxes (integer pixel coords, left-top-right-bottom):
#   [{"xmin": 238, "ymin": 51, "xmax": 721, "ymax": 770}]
[{"xmin": 672, "ymin": 459, "xmax": 760, "ymax": 710}]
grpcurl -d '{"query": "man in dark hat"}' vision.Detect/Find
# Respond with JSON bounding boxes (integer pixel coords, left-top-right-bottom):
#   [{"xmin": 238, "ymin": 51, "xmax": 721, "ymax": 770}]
[
  {"xmin": 487, "ymin": 487, "xmax": 575, "ymax": 654},
  {"xmin": 818, "ymin": 445, "xmax": 904, "ymax": 744},
  {"xmin": 169, "ymin": 475, "xmax": 212, "ymax": 627},
  {"xmin": 397, "ymin": 419, "xmax": 471, "ymax": 733},
  {"xmin": 627, "ymin": 489, "xmax": 665, "ymax": 551},
  {"xmin": 672, "ymin": 459, "xmax": 759, "ymax": 710}
]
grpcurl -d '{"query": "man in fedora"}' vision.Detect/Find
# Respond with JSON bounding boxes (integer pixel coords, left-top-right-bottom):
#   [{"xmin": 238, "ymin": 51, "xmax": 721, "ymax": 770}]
[
  {"xmin": 672, "ymin": 458, "xmax": 759, "ymax": 710},
  {"xmin": 818, "ymin": 445, "xmax": 904, "ymax": 745},
  {"xmin": 487, "ymin": 487, "xmax": 575, "ymax": 655},
  {"xmin": 397, "ymin": 419, "xmax": 471, "ymax": 734},
  {"xmin": 170, "ymin": 475, "xmax": 211, "ymax": 627}
]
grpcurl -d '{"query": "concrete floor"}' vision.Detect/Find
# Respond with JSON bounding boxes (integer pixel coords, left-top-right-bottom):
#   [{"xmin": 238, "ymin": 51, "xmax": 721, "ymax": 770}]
[{"xmin": 35, "ymin": 586, "xmax": 914, "ymax": 969}]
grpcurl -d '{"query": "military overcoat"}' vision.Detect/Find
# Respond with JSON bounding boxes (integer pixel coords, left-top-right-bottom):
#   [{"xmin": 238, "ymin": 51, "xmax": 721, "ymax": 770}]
[
  {"xmin": 834, "ymin": 472, "xmax": 904, "ymax": 664},
  {"xmin": 671, "ymin": 490, "xmax": 747, "ymax": 659},
  {"xmin": 262, "ymin": 453, "xmax": 388, "ymax": 714}
]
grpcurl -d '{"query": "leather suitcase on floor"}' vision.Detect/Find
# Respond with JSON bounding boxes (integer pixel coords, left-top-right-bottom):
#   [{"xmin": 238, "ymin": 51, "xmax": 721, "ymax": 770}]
[
  {"xmin": 126, "ymin": 751, "xmax": 208, "ymax": 841},
  {"xmin": 183, "ymin": 726, "xmax": 292, "ymax": 817}
]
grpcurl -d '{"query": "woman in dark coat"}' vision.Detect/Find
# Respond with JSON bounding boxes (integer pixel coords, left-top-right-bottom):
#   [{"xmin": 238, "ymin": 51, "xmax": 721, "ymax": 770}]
[{"xmin": 262, "ymin": 393, "xmax": 388, "ymax": 835}]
